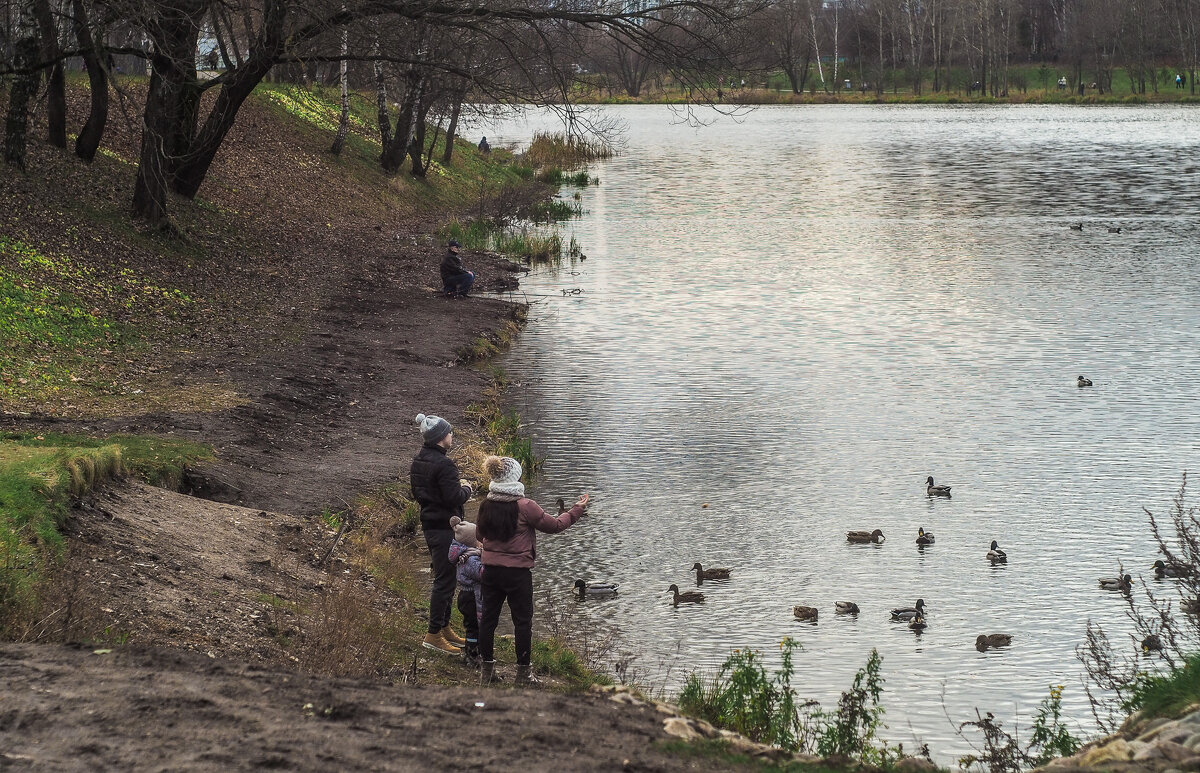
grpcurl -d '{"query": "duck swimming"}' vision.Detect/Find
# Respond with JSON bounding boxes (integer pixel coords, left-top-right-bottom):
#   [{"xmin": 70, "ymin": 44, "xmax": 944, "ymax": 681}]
[
  {"xmin": 916, "ymin": 527, "xmax": 935, "ymax": 546},
  {"xmin": 574, "ymin": 579, "xmax": 619, "ymax": 598},
  {"xmin": 1099, "ymin": 574, "xmax": 1133, "ymax": 592},
  {"xmin": 1153, "ymin": 560, "xmax": 1194, "ymax": 579},
  {"xmin": 976, "ymin": 634, "xmax": 1012, "ymax": 651},
  {"xmin": 847, "ymin": 529, "xmax": 885, "ymax": 544},
  {"xmin": 1077, "ymin": 375, "xmax": 1093, "ymax": 387},
  {"xmin": 987, "ymin": 541, "xmax": 1008, "ymax": 563},
  {"xmin": 891, "ymin": 599, "xmax": 926, "ymax": 621},
  {"xmin": 908, "ymin": 614, "xmax": 927, "ymax": 632},
  {"xmin": 693, "ymin": 562, "xmax": 731, "ymax": 581},
  {"xmin": 668, "ymin": 584, "xmax": 704, "ymax": 605},
  {"xmin": 926, "ymin": 477, "xmax": 952, "ymax": 498},
  {"xmin": 793, "ymin": 605, "xmax": 819, "ymax": 621},
  {"xmin": 1142, "ymin": 634, "xmax": 1163, "ymax": 653},
  {"xmin": 1069, "ymin": 222, "xmax": 1083, "ymax": 231},
  {"xmin": 835, "ymin": 601, "xmax": 860, "ymax": 614}
]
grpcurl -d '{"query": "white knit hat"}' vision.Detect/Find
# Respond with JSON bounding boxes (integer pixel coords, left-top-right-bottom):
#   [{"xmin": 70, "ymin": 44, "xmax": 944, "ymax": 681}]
[{"xmin": 484, "ymin": 455, "xmax": 524, "ymax": 501}]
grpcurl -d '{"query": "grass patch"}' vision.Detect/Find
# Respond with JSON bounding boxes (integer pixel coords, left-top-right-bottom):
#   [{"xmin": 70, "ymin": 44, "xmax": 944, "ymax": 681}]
[
  {"xmin": 523, "ymin": 132, "xmax": 613, "ymax": 168},
  {"xmin": 0, "ymin": 431, "xmax": 212, "ymax": 629},
  {"xmin": 1128, "ymin": 652, "xmax": 1200, "ymax": 718},
  {"xmin": 441, "ymin": 218, "xmax": 566, "ymax": 263},
  {"xmin": 536, "ymin": 168, "xmax": 597, "ymax": 187},
  {"xmin": 657, "ymin": 738, "xmax": 850, "ymax": 772},
  {"xmin": 464, "ymin": 365, "xmax": 542, "ymax": 479}
]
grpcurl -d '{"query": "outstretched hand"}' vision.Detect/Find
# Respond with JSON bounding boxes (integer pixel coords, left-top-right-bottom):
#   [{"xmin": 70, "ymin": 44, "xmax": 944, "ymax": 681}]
[{"xmin": 576, "ymin": 493, "xmax": 590, "ymax": 511}]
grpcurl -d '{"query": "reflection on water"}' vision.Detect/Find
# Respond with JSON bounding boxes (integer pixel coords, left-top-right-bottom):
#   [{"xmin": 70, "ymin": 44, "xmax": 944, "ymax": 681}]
[{"xmin": 484, "ymin": 105, "xmax": 1200, "ymax": 759}]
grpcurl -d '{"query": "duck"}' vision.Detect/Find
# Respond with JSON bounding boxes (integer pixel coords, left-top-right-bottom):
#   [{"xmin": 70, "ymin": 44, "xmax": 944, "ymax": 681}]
[
  {"xmin": 1108, "ymin": 227, "xmax": 1122, "ymax": 234},
  {"xmin": 987, "ymin": 540, "xmax": 1008, "ymax": 563},
  {"xmin": 1153, "ymin": 559, "xmax": 1194, "ymax": 579},
  {"xmin": 891, "ymin": 598, "xmax": 926, "ymax": 621},
  {"xmin": 1182, "ymin": 598, "xmax": 1199, "ymax": 615},
  {"xmin": 847, "ymin": 529, "xmax": 885, "ymax": 544},
  {"xmin": 692, "ymin": 562, "xmax": 731, "ymax": 582},
  {"xmin": 1069, "ymin": 222, "xmax": 1083, "ymax": 231},
  {"xmin": 908, "ymin": 614, "xmax": 927, "ymax": 632},
  {"xmin": 916, "ymin": 527, "xmax": 935, "ymax": 545},
  {"xmin": 668, "ymin": 584, "xmax": 704, "ymax": 605},
  {"xmin": 1099, "ymin": 574, "xmax": 1133, "ymax": 592},
  {"xmin": 1077, "ymin": 375, "xmax": 1093, "ymax": 387},
  {"xmin": 1142, "ymin": 634, "xmax": 1163, "ymax": 653},
  {"xmin": 573, "ymin": 579, "xmax": 619, "ymax": 598},
  {"xmin": 556, "ymin": 498, "xmax": 568, "ymax": 514},
  {"xmin": 976, "ymin": 634, "xmax": 1013, "ymax": 651},
  {"xmin": 835, "ymin": 601, "xmax": 860, "ymax": 615},
  {"xmin": 926, "ymin": 476, "xmax": 952, "ymax": 498},
  {"xmin": 793, "ymin": 605, "xmax": 819, "ymax": 621}
]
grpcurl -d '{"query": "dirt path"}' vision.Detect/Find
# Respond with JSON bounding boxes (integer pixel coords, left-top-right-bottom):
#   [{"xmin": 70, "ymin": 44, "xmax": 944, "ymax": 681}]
[{"xmin": 0, "ymin": 641, "xmax": 753, "ymax": 772}]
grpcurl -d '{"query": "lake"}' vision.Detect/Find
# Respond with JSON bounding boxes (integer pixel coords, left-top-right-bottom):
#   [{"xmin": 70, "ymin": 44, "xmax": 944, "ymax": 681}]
[{"xmin": 480, "ymin": 104, "xmax": 1200, "ymax": 759}]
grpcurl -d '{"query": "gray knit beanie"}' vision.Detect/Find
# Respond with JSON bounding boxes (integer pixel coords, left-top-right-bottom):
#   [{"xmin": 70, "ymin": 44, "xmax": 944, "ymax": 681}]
[{"xmin": 415, "ymin": 413, "xmax": 452, "ymax": 443}]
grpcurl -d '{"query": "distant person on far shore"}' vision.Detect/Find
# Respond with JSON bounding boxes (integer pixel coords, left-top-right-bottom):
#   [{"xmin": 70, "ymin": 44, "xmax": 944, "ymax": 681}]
[
  {"xmin": 478, "ymin": 136, "xmax": 491, "ymax": 153},
  {"xmin": 476, "ymin": 456, "xmax": 588, "ymax": 685},
  {"xmin": 410, "ymin": 413, "xmax": 474, "ymax": 655},
  {"xmin": 441, "ymin": 239, "xmax": 474, "ymax": 298},
  {"xmin": 1178, "ymin": 73, "xmax": 1185, "ymax": 89}
]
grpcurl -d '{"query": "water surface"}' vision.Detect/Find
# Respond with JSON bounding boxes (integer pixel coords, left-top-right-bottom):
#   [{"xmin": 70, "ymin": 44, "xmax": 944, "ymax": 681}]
[{"xmin": 483, "ymin": 104, "xmax": 1200, "ymax": 758}]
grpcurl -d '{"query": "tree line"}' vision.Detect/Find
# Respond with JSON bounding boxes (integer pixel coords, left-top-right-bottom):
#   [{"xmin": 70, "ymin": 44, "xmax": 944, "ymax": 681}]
[{"xmin": 0, "ymin": 0, "xmax": 758, "ymax": 226}]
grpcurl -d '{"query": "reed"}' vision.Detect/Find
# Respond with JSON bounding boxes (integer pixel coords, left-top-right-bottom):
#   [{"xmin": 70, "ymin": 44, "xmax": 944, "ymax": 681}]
[{"xmin": 523, "ymin": 131, "xmax": 613, "ymax": 168}]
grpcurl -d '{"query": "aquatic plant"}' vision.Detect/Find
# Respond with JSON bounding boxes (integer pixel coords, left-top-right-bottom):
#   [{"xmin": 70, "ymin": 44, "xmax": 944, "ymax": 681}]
[{"xmin": 523, "ymin": 131, "xmax": 613, "ymax": 168}]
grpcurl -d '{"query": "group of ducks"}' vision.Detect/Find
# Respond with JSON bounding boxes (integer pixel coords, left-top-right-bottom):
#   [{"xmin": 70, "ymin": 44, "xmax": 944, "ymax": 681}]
[
  {"xmin": 571, "ymin": 469, "xmax": 1198, "ymax": 656},
  {"xmin": 1069, "ymin": 222, "xmax": 1122, "ymax": 234}
]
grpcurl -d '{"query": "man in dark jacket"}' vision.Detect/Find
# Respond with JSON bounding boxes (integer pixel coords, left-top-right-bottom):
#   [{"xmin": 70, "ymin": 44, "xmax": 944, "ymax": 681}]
[
  {"xmin": 440, "ymin": 239, "xmax": 475, "ymax": 298},
  {"xmin": 410, "ymin": 412, "xmax": 473, "ymax": 654}
]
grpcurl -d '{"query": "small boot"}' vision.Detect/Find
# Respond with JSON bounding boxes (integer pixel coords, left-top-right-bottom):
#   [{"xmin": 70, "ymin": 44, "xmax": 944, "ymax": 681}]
[
  {"xmin": 515, "ymin": 664, "xmax": 540, "ymax": 686},
  {"xmin": 480, "ymin": 660, "xmax": 501, "ymax": 684},
  {"xmin": 462, "ymin": 639, "xmax": 481, "ymax": 667},
  {"xmin": 440, "ymin": 625, "xmax": 466, "ymax": 646}
]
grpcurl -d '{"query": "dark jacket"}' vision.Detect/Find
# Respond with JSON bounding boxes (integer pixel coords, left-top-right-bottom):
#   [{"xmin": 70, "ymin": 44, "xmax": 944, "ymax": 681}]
[
  {"xmin": 440, "ymin": 248, "xmax": 470, "ymax": 284},
  {"xmin": 410, "ymin": 442, "xmax": 472, "ymax": 531}
]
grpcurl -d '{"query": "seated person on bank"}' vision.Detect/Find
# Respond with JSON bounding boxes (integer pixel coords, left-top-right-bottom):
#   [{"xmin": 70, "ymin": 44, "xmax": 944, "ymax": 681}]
[{"xmin": 441, "ymin": 239, "xmax": 474, "ymax": 298}]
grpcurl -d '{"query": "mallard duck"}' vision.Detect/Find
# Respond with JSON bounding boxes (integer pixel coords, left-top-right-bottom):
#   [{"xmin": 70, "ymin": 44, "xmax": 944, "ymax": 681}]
[
  {"xmin": 976, "ymin": 634, "xmax": 1012, "ymax": 651},
  {"xmin": 556, "ymin": 498, "xmax": 568, "ymax": 514},
  {"xmin": 1182, "ymin": 598, "xmax": 1199, "ymax": 614},
  {"xmin": 916, "ymin": 527, "xmax": 935, "ymax": 545},
  {"xmin": 926, "ymin": 477, "xmax": 952, "ymax": 497},
  {"xmin": 987, "ymin": 540, "xmax": 1008, "ymax": 563},
  {"xmin": 1077, "ymin": 375, "xmax": 1093, "ymax": 387},
  {"xmin": 693, "ymin": 562, "xmax": 731, "ymax": 581},
  {"xmin": 1108, "ymin": 227, "xmax": 1122, "ymax": 234},
  {"xmin": 574, "ymin": 579, "xmax": 618, "ymax": 598},
  {"xmin": 835, "ymin": 601, "xmax": 860, "ymax": 614},
  {"xmin": 1099, "ymin": 574, "xmax": 1133, "ymax": 592},
  {"xmin": 1142, "ymin": 635, "xmax": 1163, "ymax": 653},
  {"xmin": 1153, "ymin": 559, "xmax": 1194, "ymax": 579},
  {"xmin": 909, "ymin": 614, "xmax": 927, "ymax": 632},
  {"xmin": 668, "ymin": 584, "xmax": 704, "ymax": 605},
  {"xmin": 847, "ymin": 529, "xmax": 885, "ymax": 544},
  {"xmin": 793, "ymin": 605, "xmax": 819, "ymax": 621},
  {"xmin": 1069, "ymin": 222, "xmax": 1083, "ymax": 231},
  {"xmin": 891, "ymin": 599, "xmax": 926, "ymax": 621}
]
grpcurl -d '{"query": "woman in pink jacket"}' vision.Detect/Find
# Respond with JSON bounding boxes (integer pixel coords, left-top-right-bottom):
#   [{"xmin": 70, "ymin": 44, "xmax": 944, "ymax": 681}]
[{"xmin": 476, "ymin": 455, "xmax": 588, "ymax": 684}]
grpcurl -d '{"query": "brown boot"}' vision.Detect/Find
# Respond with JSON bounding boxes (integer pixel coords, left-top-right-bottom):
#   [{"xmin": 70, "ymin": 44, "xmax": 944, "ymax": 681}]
[
  {"xmin": 422, "ymin": 632, "xmax": 461, "ymax": 654},
  {"xmin": 440, "ymin": 625, "xmax": 466, "ymax": 646}
]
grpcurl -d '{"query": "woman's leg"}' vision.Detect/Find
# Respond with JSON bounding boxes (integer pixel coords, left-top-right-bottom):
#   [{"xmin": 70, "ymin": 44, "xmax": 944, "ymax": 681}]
[
  {"xmin": 478, "ymin": 571, "xmax": 507, "ymax": 662},
  {"xmin": 508, "ymin": 568, "xmax": 535, "ymax": 666}
]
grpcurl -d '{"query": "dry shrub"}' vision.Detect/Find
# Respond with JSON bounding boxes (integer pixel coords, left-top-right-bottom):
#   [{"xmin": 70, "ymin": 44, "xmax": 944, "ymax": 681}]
[
  {"xmin": 2, "ymin": 547, "xmax": 110, "ymax": 643},
  {"xmin": 293, "ymin": 570, "xmax": 408, "ymax": 680}
]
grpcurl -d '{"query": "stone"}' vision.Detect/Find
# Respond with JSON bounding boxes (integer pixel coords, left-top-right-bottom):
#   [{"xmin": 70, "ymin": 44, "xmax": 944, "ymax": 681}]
[
  {"xmin": 1133, "ymin": 743, "xmax": 1165, "ymax": 762},
  {"xmin": 1160, "ymin": 742, "xmax": 1197, "ymax": 763},
  {"xmin": 896, "ymin": 756, "xmax": 939, "ymax": 773},
  {"xmin": 791, "ymin": 753, "xmax": 823, "ymax": 764},
  {"xmin": 662, "ymin": 717, "xmax": 702, "ymax": 741},
  {"xmin": 1139, "ymin": 719, "xmax": 1176, "ymax": 739},
  {"xmin": 1163, "ymin": 729, "xmax": 1197, "ymax": 745},
  {"xmin": 1140, "ymin": 722, "xmax": 1183, "ymax": 744},
  {"xmin": 1080, "ymin": 739, "xmax": 1134, "ymax": 766},
  {"xmin": 1186, "ymin": 735, "xmax": 1200, "ymax": 751}
]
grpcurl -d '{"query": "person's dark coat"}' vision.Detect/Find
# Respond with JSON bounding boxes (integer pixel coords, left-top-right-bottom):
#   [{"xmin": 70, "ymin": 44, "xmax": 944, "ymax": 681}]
[
  {"xmin": 410, "ymin": 442, "xmax": 472, "ymax": 530},
  {"xmin": 440, "ymin": 248, "xmax": 471, "ymax": 286}
]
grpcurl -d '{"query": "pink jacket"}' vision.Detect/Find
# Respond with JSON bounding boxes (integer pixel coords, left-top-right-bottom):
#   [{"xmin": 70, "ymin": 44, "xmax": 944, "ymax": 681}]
[{"xmin": 481, "ymin": 498, "xmax": 584, "ymax": 568}]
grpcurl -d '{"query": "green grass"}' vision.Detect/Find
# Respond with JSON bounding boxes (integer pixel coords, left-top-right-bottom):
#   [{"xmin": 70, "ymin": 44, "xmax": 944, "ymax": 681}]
[
  {"xmin": 535, "ymin": 168, "xmax": 597, "ymax": 187},
  {"xmin": 440, "ymin": 218, "xmax": 566, "ymax": 263},
  {"xmin": 1128, "ymin": 652, "xmax": 1200, "ymax": 718},
  {"xmin": 0, "ymin": 431, "xmax": 212, "ymax": 621}
]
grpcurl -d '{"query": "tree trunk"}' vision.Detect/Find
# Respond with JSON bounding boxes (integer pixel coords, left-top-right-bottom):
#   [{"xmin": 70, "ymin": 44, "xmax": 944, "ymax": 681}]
[
  {"xmin": 373, "ymin": 38, "xmax": 392, "ymax": 148},
  {"xmin": 3, "ymin": 5, "xmax": 40, "ymax": 170},
  {"xmin": 380, "ymin": 68, "xmax": 424, "ymax": 173},
  {"xmin": 72, "ymin": 0, "xmax": 109, "ymax": 162},
  {"xmin": 409, "ymin": 98, "xmax": 434, "ymax": 177},
  {"xmin": 33, "ymin": 0, "xmax": 67, "ymax": 148},
  {"xmin": 441, "ymin": 88, "xmax": 464, "ymax": 165},
  {"xmin": 330, "ymin": 24, "xmax": 350, "ymax": 155}
]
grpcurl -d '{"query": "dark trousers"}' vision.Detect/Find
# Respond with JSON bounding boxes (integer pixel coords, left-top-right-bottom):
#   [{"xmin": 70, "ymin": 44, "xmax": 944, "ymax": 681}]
[
  {"xmin": 423, "ymin": 528, "xmax": 456, "ymax": 635},
  {"xmin": 479, "ymin": 564, "xmax": 534, "ymax": 665},
  {"xmin": 458, "ymin": 588, "xmax": 479, "ymax": 640},
  {"xmin": 444, "ymin": 271, "xmax": 474, "ymax": 297}
]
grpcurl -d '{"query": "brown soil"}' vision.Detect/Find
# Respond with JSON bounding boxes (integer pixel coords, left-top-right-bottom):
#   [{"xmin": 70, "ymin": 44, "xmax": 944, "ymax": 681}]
[{"xmin": 0, "ymin": 642, "xmax": 739, "ymax": 772}]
